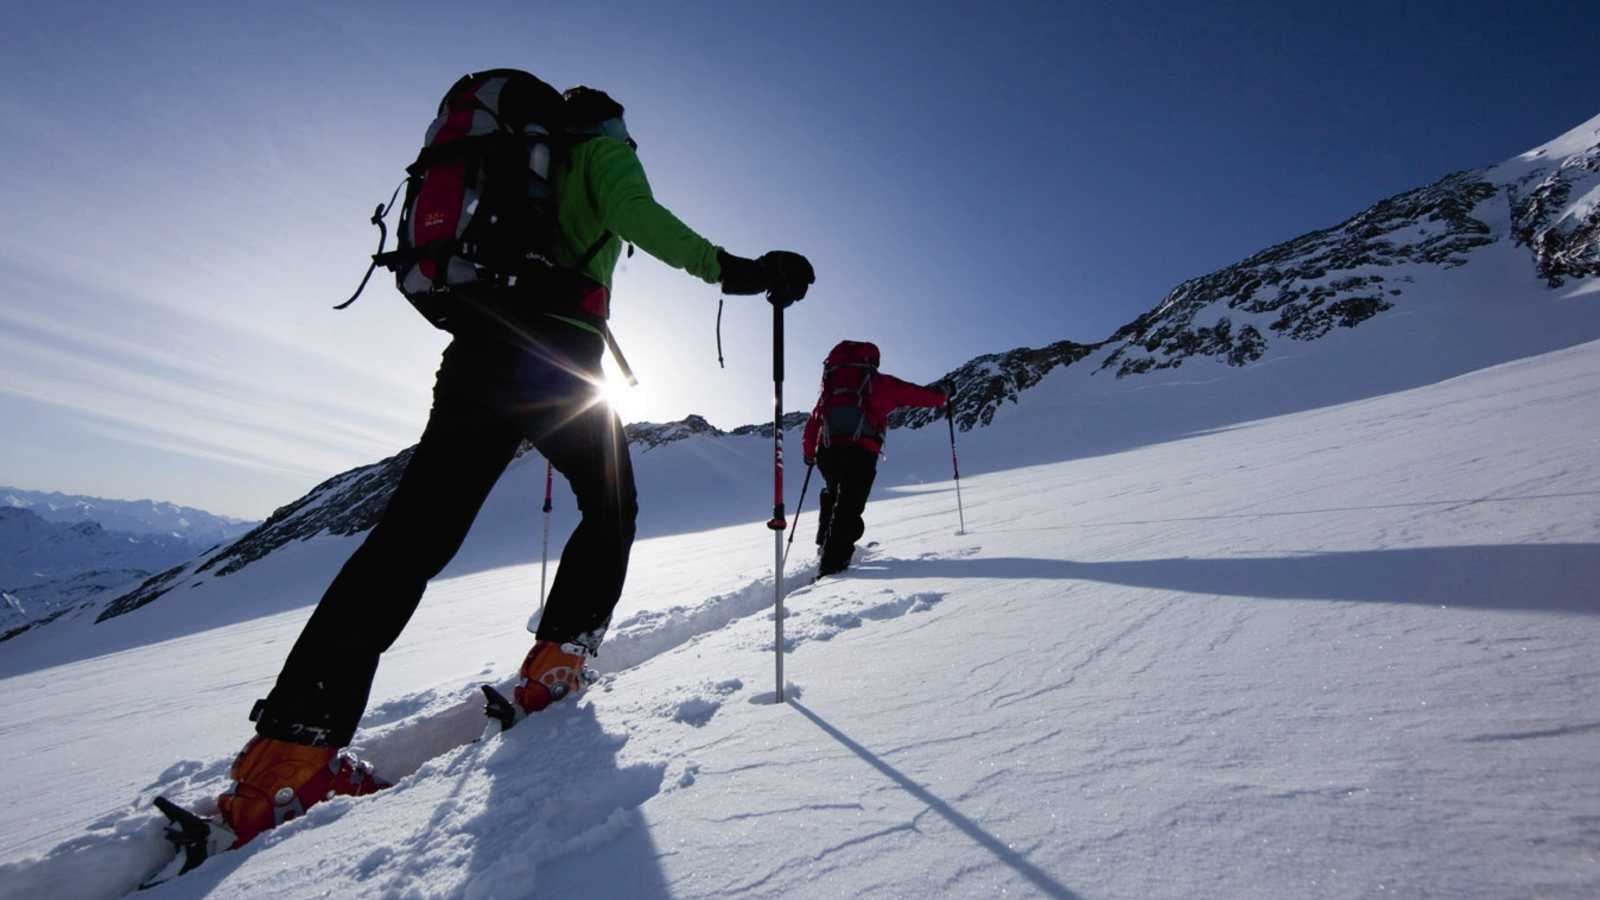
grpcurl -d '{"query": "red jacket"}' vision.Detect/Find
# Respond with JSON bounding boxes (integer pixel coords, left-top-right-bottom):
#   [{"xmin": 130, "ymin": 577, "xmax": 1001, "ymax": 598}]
[{"xmin": 802, "ymin": 371, "xmax": 946, "ymax": 461}]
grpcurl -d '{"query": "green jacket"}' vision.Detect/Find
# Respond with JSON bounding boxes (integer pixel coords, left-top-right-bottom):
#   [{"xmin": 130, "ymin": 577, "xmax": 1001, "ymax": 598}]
[{"xmin": 556, "ymin": 136, "xmax": 722, "ymax": 295}]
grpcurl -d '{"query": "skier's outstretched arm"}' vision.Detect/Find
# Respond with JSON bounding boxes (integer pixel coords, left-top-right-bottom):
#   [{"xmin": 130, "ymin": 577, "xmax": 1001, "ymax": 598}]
[
  {"xmin": 878, "ymin": 374, "xmax": 948, "ymax": 410},
  {"xmin": 585, "ymin": 137, "xmax": 719, "ymax": 281},
  {"xmin": 585, "ymin": 137, "xmax": 813, "ymax": 303}
]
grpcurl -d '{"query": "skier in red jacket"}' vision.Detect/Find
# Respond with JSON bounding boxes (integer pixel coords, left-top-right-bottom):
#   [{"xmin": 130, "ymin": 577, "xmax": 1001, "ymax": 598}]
[{"xmin": 802, "ymin": 341, "xmax": 946, "ymax": 576}]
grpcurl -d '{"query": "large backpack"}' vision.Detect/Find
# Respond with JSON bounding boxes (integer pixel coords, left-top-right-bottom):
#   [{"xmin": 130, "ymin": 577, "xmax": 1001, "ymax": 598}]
[
  {"xmin": 817, "ymin": 341, "xmax": 883, "ymax": 447},
  {"xmin": 339, "ymin": 69, "xmax": 608, "ymax": 331}
]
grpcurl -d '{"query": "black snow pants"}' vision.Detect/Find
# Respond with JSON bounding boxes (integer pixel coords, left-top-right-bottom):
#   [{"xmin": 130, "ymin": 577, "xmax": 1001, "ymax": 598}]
[
  {"xmin": 253, "ymin": 323, "xmax": 637, "ymax": 747},
  {"xmin": 815, "ymin": 445, "xmax": 879, "ymax": 575}
]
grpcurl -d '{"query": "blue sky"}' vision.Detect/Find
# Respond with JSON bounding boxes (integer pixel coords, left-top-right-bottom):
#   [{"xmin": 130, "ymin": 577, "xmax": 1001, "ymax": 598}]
[{"xmin": 2, "ymin": 1, "xmax": 1595, "ymax": 518}]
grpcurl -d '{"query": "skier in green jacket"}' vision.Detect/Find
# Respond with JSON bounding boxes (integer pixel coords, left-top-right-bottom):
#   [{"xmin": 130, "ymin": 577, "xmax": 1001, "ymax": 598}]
[{"xmin": 214, "ymin": 81, "xmax": 813, "ymax": 848}]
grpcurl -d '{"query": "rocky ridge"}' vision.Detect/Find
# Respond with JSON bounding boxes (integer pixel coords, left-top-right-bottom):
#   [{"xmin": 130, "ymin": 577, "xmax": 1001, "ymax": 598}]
[
  {"xmin": 1509, "ymin": 135, "xmax": 1600, "ymax": 285},
  {"xmin": 1097, "ymin": 171, "xmax": 1498, "ymax": 377}
]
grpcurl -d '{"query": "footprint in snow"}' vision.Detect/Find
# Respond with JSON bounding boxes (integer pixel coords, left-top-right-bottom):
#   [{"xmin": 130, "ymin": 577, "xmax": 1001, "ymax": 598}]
[
  {"xmin": 659, "ymin": 679, "xmax": 744, "ymax": 726},
  {"xmin": 669, "ymin": 697, "xmax": 721, "ymax": 727},
  {"xmin": 152, "ymin": 759, "xmax": 205, "ymax": 784},
  {"xmin": 917, "ymin": 545, "xmax": 979, "ymax": 560},
  {"xmin": 781, "ymin": 591, "xmax": 947, "ymax": 648}
]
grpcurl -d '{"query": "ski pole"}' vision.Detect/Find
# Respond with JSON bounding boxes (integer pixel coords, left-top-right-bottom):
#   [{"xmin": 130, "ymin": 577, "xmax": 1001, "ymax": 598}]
[
  {"xmin": 539, "ymin": 460, "xmax": 553, "ymax": 605},
  {"xmin": 603, "ymin": 324, "xmax": 639, "ymax": 387},
  {"xmin": 946, "ymin": 398, "xmax": 966, "ymax": 535},
  {"xmin": 527, "ymin": 460, "xmax": 555, "ymax": 635},
  {"xmin": 766, "ymin": 297, "xmax": 789, "ymax": 703},
  {"xmin": 782, "ymin": 462, "xmax": 815, "ymax": 573}
]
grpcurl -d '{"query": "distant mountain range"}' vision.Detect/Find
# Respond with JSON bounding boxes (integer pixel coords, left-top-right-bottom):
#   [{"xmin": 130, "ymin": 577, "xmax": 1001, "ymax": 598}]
[
  {"xmin": 0, "ymin": 492, "xmax": 258, "ymax": 641},
  {"xmin": 1, "ymin": 487, "xmax": 256, "ymax": 545}
]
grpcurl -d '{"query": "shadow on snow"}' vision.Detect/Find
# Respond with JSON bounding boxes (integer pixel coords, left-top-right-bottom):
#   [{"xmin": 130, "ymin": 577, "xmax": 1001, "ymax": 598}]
[
  {"xmin": 847, "ymin": 544, "xmax": 1600, "ymax": 615},
  {"xmin": 791, "ymin": 700, "xmax": 1084, "ymax": 899}
]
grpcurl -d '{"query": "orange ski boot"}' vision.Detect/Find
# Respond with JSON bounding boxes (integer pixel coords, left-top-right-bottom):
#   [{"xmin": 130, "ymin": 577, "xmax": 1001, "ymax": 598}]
[
  {"xmin": 512, "ymin": 640, "xmax": 596, "ymax": 715},
  {"xmin": 216, "ymin": 736, "xmax": 389, "ymax": 847}
]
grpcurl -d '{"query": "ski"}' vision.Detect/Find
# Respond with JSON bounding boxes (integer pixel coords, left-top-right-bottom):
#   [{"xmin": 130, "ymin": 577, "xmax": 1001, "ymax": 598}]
[{"xmin": 137, "ymin": 678, "xmax": 592, "ymax": 890}]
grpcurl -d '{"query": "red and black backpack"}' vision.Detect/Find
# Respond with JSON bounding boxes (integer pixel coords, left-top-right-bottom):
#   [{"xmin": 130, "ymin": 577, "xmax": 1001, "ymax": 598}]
[
  {"xmin": 817, "ymin": 340, "xmax": 883, "ymax": 447},
  {"xmin": 338, "ymin": 69, "xmax": 609, "ymax": 331}
]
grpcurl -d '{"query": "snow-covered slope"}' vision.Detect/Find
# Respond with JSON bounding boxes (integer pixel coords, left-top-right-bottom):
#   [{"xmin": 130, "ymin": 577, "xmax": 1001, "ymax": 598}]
[
  {"xmin": 2, "ymin": 333, "xmax": 1597, "ymax": 898},
  {"xmin": 0, "ymin": 115, "xmax": 1596, "ymax": 898}
]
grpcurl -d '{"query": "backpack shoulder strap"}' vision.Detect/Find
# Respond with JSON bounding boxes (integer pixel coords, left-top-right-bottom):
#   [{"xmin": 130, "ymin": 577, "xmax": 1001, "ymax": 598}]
[{"xmin": 575, "ymin": 230, "xmax": 612, "ymax": 271}]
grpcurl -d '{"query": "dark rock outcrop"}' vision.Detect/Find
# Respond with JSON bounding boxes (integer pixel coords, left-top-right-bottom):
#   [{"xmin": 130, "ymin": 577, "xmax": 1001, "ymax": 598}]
[
  {"xmin": 1510, "ymin": 138, "xmax": 1600, "ymax": 286},
  {"xmin": 625, "ymin": 414, "xmax": 725, "ymax": 450},
  {"xmin": 1099, "ymin": 171, "xmax": 1499, "ymax": 377},
  {"xmin": 96, "ymin": 448, "xmax": 416, "ymax": 622},
  {"xmin": 890, "ymin": 339, "xmax": 1098, "ymax": 432}
]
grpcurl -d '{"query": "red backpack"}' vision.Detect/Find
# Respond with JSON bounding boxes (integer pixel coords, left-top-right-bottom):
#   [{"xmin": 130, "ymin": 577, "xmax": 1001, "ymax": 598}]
[
  {"xmin": 338, "ymin": 69, "xmax": 609, "ymax": 331},
  {"xmin": 817, "ymin": 341, "xmax": 883, "ymax": 447}
]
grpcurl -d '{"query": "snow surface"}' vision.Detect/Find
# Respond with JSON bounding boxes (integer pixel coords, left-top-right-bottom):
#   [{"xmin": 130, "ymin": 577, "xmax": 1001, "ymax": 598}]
[
  {"xmin": 1, "ymin": 118, "xmax": 1599, "ymax": 898},
  {"xmin": 2, "ymin": 326, "xmax": 1599, "ymax": 896}
]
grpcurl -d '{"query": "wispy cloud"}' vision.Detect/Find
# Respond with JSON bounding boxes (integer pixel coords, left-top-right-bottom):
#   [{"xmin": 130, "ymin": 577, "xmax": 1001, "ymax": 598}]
[
  {"xmin": 0, "ymin": 303, "xmax": 417, "ymax": 446},
  {"xmin": 1, "ymin": 372, "xmax": 333, "ymax": 480},
  {"xmin": 0, "ymin": 335, "xmax": 389, "ymax": 478},
  {"xmin": 0, "ymin": 236, "xmax": 428, "ymax": 401}
]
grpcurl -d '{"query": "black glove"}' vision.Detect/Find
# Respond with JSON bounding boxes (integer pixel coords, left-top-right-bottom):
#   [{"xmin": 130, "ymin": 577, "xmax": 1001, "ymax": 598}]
[
  {"xmin": 717, "ymin": 249, "xmax": 767, "ymax": 295},
  {"xmin": 717, "ymin": 249, "xmax": 815, "ymax": 306},
  {"xmin": 760, "ymin": 250, "xmax": 814, "ymax": 306}
]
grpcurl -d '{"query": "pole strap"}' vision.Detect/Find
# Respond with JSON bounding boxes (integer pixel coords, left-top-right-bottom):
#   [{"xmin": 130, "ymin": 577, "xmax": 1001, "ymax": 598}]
[
  {"xmin": 334, "ymin": 178, "xmax": 408, "ymax": 310},
  {"xmin": 716, "ymin": 297, "xmax": 726, "ymax": 369}
]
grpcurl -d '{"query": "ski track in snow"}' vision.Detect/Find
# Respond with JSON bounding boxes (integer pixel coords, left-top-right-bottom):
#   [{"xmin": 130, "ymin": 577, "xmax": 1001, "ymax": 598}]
[{"xmin": 0, "ymin": 541, "xmax": 960, "ymax": 900}]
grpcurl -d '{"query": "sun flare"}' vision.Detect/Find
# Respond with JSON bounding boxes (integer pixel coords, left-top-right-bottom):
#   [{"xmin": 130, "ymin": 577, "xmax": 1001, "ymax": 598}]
[{"xmin": 599, "ymin": 374, "xmax": 645, "ymax": 420}]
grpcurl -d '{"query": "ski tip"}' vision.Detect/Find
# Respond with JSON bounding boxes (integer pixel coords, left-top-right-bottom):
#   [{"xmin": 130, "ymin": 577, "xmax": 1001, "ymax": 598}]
[
  {"xmin": 150, "ymin": 795, "xmax": 228, "ymax": 880},
  {"xmin": 153, "ymin": 796, "xmax": 206, "ymax": 832},
  {"xmin": 481, "ymin": 685, "xmax": 520, "ymax": 732}
]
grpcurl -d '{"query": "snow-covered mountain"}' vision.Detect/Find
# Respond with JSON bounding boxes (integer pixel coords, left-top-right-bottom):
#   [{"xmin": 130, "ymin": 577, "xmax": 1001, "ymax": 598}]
[
  {"xmin": 0, "ymin": 488, "xmax": 258, "ymax": 640},
  {"xmin": 1, "ymin": 487, "xmax": 256, "ymax": 546},
  {"xmin": 0, "ymin": 507, "xmax": 216, "ymax": 641},
  {"xmin": 0, "ymin": 115, "xmax": 1596, "ymax": 899},
  {"xmin": 1095, "ymin": 121, "xmax": 1600, "ymax": 378}
]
